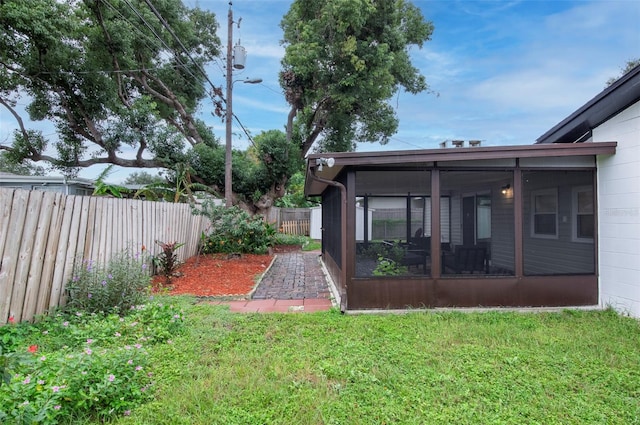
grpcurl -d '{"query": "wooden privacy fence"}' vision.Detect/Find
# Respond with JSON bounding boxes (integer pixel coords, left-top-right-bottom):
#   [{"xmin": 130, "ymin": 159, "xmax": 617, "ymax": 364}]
[
  {"xmin": 280, "ymin": 219, "xmax": 310, "ymax": 236},
  {"xmin": 270, "ymin": 208, "xmax": 311, "ymax": 236},
  {"xmin": 0, "ymin": 188, "xmax": 209, "ymax": 325}
]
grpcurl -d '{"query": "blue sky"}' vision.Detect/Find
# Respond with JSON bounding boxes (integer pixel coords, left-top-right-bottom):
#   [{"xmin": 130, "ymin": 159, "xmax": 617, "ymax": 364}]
[{"xmin": 1, "ymin": 0, "xmax": 639, "ymax": 182}]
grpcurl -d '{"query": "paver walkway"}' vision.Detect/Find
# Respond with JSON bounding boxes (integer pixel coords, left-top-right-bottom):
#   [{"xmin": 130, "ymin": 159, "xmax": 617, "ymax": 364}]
[{"xmin": 223, "ymin": 251, "xmax": 333, "ymax": 313}]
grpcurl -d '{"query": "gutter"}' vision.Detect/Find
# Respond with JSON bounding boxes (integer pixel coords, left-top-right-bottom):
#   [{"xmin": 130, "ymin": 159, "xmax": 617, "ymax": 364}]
[{"xmin": 306, "ymin": 166, "xmax": 348, "ymax": 312}]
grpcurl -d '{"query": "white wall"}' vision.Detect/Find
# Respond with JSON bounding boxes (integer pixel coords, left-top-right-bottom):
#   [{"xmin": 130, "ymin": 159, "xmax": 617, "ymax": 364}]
[
  {"xmin": 309, "ymin": 206, "xmax": 373, "ymax": 241},
  {"xmin": 595, "ymin": 99, "xmax": 640, "ymax": 317}
]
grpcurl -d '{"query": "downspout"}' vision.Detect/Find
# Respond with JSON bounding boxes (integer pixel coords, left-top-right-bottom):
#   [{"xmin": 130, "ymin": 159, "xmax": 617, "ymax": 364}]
[{"xmin": 307, "ymin": 167, "xmax": 348, "ymax": 312}]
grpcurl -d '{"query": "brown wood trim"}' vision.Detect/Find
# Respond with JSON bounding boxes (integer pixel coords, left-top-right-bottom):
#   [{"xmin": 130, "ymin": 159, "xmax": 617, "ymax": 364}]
[
  {"xmin": 305, "ymin": 143, "xmax": 615, "ymax": 196},
  {"xmin": 514, "ymin": 168, "xmax": 523, "ymax": 277},
  {"xmin": 431, "ymin": 169, "xmax": 441, "ymax": 277},
  {"xmin": 347, "ymin": 275, "xmax": 597, "ymax": 310},
  {"xmin": 307, "ymin": 142, "xmax": 617, "ymax": 167}
]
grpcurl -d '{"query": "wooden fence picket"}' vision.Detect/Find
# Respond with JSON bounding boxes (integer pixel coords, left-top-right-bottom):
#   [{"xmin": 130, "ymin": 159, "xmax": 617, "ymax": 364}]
[
  {"xmin": 21, "ymin": 191, "xmax": 54, "ymax": 321},
  {"xmin": 1, "ymin": 190, "xmax": 29, "ymax": 322},
  {"xmin": 36, "ymin": 192, "xmax": 65, "ymax": 315}
]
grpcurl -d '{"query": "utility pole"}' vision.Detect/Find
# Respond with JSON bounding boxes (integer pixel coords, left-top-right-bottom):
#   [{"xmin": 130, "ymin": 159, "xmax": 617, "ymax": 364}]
[{"xmin": 224, "ymin": 3, "xmax": 234, "ymax": 208}]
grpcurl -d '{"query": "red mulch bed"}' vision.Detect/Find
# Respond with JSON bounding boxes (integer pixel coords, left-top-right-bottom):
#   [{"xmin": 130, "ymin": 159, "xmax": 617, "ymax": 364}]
[{"xmin": 151, "ymin": 245, "xmax": 301, "ymax": 297}]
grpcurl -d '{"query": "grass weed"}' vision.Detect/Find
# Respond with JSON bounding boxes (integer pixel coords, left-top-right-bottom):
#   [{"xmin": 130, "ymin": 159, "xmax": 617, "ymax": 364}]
[{"xmin": 104, "ymin": 306, "xmax": 640, "ymax": 425}]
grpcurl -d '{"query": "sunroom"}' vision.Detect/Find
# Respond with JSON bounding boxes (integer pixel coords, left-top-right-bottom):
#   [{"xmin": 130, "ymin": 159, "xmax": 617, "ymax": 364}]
[{"xmin": 305, "ymin": 142, "xmax": 616, "ymax": 311}]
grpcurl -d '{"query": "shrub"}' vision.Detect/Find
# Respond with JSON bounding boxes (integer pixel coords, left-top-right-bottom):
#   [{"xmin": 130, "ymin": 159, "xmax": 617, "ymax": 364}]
[
  {"xmin": 65, "ymin": 249, "xmax": 151, "ymax": 314},
  {"xmin": 194, "ymin": 202, "xmax": 276, "ymax": 254}
]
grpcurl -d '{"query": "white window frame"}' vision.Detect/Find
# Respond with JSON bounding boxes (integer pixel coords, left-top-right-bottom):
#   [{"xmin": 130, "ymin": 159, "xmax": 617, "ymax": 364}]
[
  {"xmin": 531, "ymin": 188, "xmax": 558, "ymax": 239},
  {"xmin": 572, "ymin": 185, "xmax": 594, "ymax": 243}
]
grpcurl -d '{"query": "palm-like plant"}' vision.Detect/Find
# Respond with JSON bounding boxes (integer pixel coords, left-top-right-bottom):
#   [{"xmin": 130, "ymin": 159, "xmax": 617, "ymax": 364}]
[
  {"xmin": 92, "ymin": 165, "xmax": 129, "ymax": 198},
  {"xmin": 134, "ymin": 163, "xmax": 218, "ymax": 203}
]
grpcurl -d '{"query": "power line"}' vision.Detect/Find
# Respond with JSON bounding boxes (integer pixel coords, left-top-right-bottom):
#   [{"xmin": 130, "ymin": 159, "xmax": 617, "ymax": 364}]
[
  {"xmin": 141, "ymin": 0, "xmax": 220, "ymax": 96},
  {"xmin": 138, "ymin": 0, "xmax": 260, "ymax": 146},
  {"xmin": 110, "ymin": 0, "xmax": 258, "ymax": 148},
  {"xmin": 101, "ymin": 0, "xmax": 204, "ymax": 95},
  {"xmin": 119, "ymin": 0, "xmax": 204, "ymax": 86}
]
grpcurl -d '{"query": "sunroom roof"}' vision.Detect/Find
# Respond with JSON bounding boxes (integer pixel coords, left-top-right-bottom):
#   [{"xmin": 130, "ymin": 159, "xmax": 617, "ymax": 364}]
[{"xmin": 304, "ymin": 141, "xmax": 616, "ymax": 196}]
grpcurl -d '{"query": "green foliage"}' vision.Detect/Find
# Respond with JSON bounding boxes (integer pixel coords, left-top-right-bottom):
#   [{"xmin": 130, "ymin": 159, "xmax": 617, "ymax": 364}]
[
  {"xmin": 0, "ymin": 300, "xmax": 185, "ymax": 424},
  {"xmin": 280, "ymin": 0, "xmax": 434, "ymax": 155},
  {"xmin": 124, "ymin": 171, "xmax": 165, "ymax": 186},
  {"xmin": 92, "ymin": 164, "xmax": 130, "ymax": 198},
  {"xmin": 273, "ymin": 233, "xmax": 309, "ymax": 247},
  {"xmin": 272, "ymin": 233, "xmax": 321, "ymax": 251},
  {"xmin": 0, "ymin": 0, "xmax": 220, "ymax": 173},
  {"xmin": 275, "ymin": 171, "xmax": 320, "ymax": 208},
  {"xmin": 135, "ymin": 163, "xmax": 218, "ymax": 203},
  {"xmin": 194, "ymin": 202, "xmax": 276, "ymax": 254},
  {"xmin": 65, "ymin": 249, "xmax": 152, "ymax": 314},
  {"xmin": 372, "ymin": 255, "xmax": 408, "ymax": 276},
  {"xmin": 606, "ymin": 58, "xmax": 640, "ymax": 87},
  {"xmin": 151, "ymin": 241, "xmax": 185, "ymax": 285},
  {"xmin": 0, "ymin": 152, "xmax": 46, "ymax": 176}
]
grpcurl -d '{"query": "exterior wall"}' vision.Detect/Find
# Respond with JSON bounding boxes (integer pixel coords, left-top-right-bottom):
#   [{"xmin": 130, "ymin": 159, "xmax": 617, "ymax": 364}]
[
  {"xmin": 491, "ymin": 184, "xmax": 515, "ymax": 272},
  {"xmin": 521, "ymin": 171, "xmax": 595, "ymax": 275},
  {"xmin": 311, "ymin": 206, "xmax": 371, "ymax": 241},
  {"xmin": 595, "ymin": 100, "xmax": 640, "ymax": 317}
]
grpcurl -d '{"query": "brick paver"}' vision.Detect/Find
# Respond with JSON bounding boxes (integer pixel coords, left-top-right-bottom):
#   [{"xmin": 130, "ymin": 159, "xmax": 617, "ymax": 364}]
[{"xmin": 252, "ymin": 251, "xmax": 331, "ymax": 300}]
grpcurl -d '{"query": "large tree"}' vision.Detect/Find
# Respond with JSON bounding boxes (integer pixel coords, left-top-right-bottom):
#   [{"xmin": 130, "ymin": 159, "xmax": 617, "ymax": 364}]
[
  {"xmin": 280, "ymin": 0, "xmax": 434, "ymax": 155},
  {"xmin": 0, "ymin": 0, "xmax": 285, "ymax": 213},
  {"xmin": 0, "ymin": 0, "xmax": 220, "ymax": 172}
]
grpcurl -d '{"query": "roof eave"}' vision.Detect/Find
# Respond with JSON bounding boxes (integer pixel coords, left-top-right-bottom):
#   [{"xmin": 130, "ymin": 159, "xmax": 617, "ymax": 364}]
[
  {"xmin": 537, "ymin": 64, "xmax": 640, "ymax": 144},
  {"xmin": 304, "ymin": 142, "xmax": 616, "ymax": 196}
]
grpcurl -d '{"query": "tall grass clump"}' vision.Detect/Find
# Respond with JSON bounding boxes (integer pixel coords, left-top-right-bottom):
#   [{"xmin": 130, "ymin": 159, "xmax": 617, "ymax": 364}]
[
  {"xmin": 194, "ymin": 202, "xmax": 276, "ymax": 254},
  {"xmin": 65, "ymin": 248, "xmax": 151, "ymax": 314}
]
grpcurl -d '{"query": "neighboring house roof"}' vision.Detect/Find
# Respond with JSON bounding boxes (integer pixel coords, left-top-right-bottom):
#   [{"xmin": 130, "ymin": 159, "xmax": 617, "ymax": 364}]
[
  {"xmin": 537, "ymin": 64, "xmax": 640, "ymax": 144},
  {"xmin": 0, "ymin": 172, "xmax": 95, "ymax": 189}
]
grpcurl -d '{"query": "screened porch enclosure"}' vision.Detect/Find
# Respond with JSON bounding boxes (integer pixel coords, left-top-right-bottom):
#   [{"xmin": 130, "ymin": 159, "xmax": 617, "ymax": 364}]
[
  {"xmin": 354, "ymin": 169, "xmax": 518, "ymax": 278},
  {"xmin": 306, "ymin": 143, "xmax": 615, "ymax": 310}
]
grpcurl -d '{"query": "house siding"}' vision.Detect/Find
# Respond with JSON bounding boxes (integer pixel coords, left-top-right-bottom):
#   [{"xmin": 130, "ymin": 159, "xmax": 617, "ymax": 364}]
[
  {"xmin": 596, "ymin": 99, "xmax": 640, "ymax": 317},
  {"xmin": 522, "ymin": 172, "xmax": 595, "ymax": 275},
  {"xmin": 491, "ymin": 185, "xmax": 515, "ymax": 273}
]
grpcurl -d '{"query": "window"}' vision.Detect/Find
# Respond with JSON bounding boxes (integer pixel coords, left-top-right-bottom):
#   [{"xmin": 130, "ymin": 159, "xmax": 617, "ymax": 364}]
[
  {"xmin": 531, "ymin": 188, "xmax": 557, "ymax": 238},
  {"xmin": 573, "ymin": 186, "xmax": 594, "ymax": 242}
]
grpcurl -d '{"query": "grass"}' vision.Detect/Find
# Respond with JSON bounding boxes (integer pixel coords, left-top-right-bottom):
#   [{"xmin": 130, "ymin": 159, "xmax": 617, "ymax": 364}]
[
  {"xmin": 273, "ymin": 233, "xmax": 321, "ymax": 251},
  {"xmin": 101, "ymin": 300, "xmax": 640, "ymax": 425}
]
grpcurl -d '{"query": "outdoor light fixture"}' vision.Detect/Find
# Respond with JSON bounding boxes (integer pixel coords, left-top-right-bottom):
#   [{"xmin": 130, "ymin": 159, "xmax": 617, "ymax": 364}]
[
  {"xmin": 315, "ymin": 157, "xmax": 335, "ymax": 172},
  {"xmin": 501, "ymin": 184, "xmax": 511, "ymax": 195}
]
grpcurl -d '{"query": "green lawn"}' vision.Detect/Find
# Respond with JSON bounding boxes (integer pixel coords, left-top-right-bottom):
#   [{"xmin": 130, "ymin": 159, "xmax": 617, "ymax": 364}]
[{"xmin": 109, "ymin": 300, "xmax": 640, "ymax": 425}]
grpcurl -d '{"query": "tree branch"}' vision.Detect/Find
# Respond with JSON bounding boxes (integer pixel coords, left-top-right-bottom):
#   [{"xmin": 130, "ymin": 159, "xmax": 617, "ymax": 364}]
[
  {"xmin": 131, "ymin": 70, "xmax": 203, "ymax": 146},
  {"xmin": 0, "ymin": 97, "xmax": 29, "ymax": 141}
]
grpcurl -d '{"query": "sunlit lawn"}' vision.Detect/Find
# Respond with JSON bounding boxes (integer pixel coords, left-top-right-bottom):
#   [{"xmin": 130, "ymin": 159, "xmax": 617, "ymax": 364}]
[{"xmin": 108, "ymin": 299, "xmax": 640, "ymax": 425}]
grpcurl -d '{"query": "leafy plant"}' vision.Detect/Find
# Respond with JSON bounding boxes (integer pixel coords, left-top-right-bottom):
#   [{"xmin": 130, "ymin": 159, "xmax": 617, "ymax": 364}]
[
  {"xmin": 194, "ymin": 202, "xmax": 276, "ymax": 254},
  {"xmin": 92, "ymin": 164, "xmax": 130, "ymax": 198},
  {"xmin": 65, "ymin": 248, "xmax": 152, "ymax": 314},
  {"xmin": 0, "ymin": 299, "xmax": 185, "ymax": 424},
  {"xmin": 134, "ymin": 163, "xmax": 218, "ymax": 203},
  {"xmin": 372, "ymin": 255, "xmax": 408, "ymax": 276},
  {"xmin": 152, "ymin": 240, "xmax": 185, "ymax": 285}
]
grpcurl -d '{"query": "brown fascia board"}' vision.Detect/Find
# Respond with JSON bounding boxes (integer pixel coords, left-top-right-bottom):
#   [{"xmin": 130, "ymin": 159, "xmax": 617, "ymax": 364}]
[
  {"xmin": 304, "ymin": 142, "xmax": 617, "ymax": 196},
  {"xmin": 537, "ymin": 64, "xmax": 640, "ymax": 144}
]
